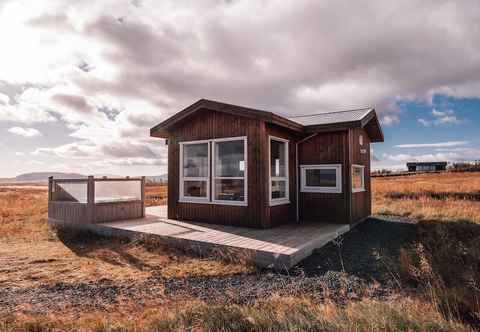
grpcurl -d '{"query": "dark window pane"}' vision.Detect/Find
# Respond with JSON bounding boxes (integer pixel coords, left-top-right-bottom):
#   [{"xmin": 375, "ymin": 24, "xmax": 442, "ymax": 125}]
[
  {"xmin": 214, "ymin": 179, "xmax": 244, "ymax": 201},
  {"xmin": 215, "ymin": 140, "xmax": 245, "ymax": 177},
  {"xmin": 184, "ymin": 181, "xmax": 207, "ymax": 198},
  {"xmin": 306, "ymin": 169, "xmax": 337, "ymax": 187},
  {"xmin": 183, "ymin": 143, "xmax": 208, "ymax": 178},
  {"xmin": 271, "ymin": 180, "xmax": 287, "ymax": 199},
  {"xmin": 270, "ymin": 140, "xmax": 286, "ymax": 177}
]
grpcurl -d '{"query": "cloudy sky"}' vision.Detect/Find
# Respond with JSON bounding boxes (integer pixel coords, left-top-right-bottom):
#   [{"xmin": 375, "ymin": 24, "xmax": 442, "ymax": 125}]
[{"xmin": 1, "ymin": 0, "xmax": 479, "ymax": 177}]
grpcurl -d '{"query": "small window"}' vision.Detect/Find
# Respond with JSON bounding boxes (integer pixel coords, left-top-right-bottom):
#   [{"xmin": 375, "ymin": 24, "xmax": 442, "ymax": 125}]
[
  {"xmin": 352, "ymin": 164, "xmax": 365, "ymax": 193},
  {"xmin": 269, "ymin": 136, "xmax": 289, "ymax": 205},
  {"xmin": 300, "ymin": 164, "xmax": 342, "ymax": 193}
]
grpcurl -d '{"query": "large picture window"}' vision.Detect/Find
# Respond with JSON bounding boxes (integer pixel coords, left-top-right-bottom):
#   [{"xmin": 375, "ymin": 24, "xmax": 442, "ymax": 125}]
[
  {"xmin": 213, "ymin": 137, "xmax": 247, "ymax": 205},
  {"xmin": 180, "ymin": 141, "xmax": 210, "ymax": 202},
  {"xmin": 300, "ymin": 164, "xmax": 342, "ymax": 193},
  {"xmin": 352, "ymin": 164, "xmax": 365, "ymax": 193},
  {"xmin": 179, "ymin": 137, "xmax": 247, "ymax": 206},
  {"xmin": 269, "ymin": 136, "xmax": 289, "ymax": 205}
]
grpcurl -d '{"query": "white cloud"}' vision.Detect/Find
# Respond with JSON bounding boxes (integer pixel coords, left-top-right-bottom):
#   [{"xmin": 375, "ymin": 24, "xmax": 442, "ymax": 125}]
[
  {"xmin": 431, "ymin": 109, "xmax": 453, "ymax": 117},
  {"xmin": 0, "ymin": 102, "xmax": 58, "ymax": 124},
  {"xmin": 1, "ymin": 0, "xmax": 480, "ymax": 175},
  {"xmin": 33, "ymin": 139, "xmax": 162, "ymax": 160},
  {"xmin": 91, "ymin": 157, "xmax": 167, "ymax": 167},
  {"xmin": 8, "ymin": 126, "xmax": 42, "ymax": 138},
  {"xmin": 380, "ymin": 114, "xmax": 400, "ymax": 126},
  {"xmin": 382, "ymin": 153, "xmax": 414, "ymax": 162},
  {"xmin": 15, "ymin": 151, "xmax": 25, "ymax": 156},
  {"xmin": 434, "ymin": 147, "xmax": 472, "ymax": 152},
  {"xmin": 27, "ymin": 160, "xmax": 45, "ymax": 166},
  {"xmin": 417, "ymin": 118, "xmax": 431, "ymax": 127},
  {"xmin": 436, "ymin": 115, "xmax": 461, "ymax": 124},
  {"xmin": 0, "ymin": 93, "xmax": 9, "ymax": 105},
  {"xmin": 395, "ymin": 141, "xmax": 469, "ymax": 148},
  {"xmin": 418, "ymin": 108, "xmax": 464, "ymax": 127},
  {"xmin": 382, "ymin": 148, "xmax": 480, "ymax": 164}
]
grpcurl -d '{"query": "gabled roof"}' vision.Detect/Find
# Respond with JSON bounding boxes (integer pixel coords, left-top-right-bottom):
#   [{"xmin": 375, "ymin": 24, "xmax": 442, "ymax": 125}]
[
  {"xmin": 287, "ymin": 108, "xmax": 373, "ymax": 126},
  {"xmin": 150, "ymin": 99, "xmax": 384, "ymax": 142}
]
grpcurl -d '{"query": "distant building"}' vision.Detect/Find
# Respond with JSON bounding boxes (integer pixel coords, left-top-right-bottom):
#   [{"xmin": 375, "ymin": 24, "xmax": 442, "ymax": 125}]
[{"xmin": 407, "ymin": 162, "xmax": 447, "ymax": 172}]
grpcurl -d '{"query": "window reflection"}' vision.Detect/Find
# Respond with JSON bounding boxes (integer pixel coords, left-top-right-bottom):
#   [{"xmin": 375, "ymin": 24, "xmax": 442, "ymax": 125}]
[
  {"xmin": 183, "ymin": 143, "xmax": 208, "ymax": 178},
  {"xmin": 215, "ymin": 140, "xmax": 244, "ymax": 177}
]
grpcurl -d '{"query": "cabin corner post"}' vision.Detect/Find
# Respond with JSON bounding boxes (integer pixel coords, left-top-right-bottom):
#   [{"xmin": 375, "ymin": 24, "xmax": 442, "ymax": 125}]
[
  {"xmin": 346, "ymin": 129, "xmax": 353, "ymax": 225},
  {"xmin": 48, "ymin": 176, "xmax": 53, "ymax": 202},
  {"xmin": 141, "ymin": 176, "xmax": 146, "ymax": 217},
  {"xmin": 48, "ymin": 176, "xmax": 53, "ymax": 219},
  {"xmin": 87, "ymin": 176, "xmax": 95, "ymax": 223}
]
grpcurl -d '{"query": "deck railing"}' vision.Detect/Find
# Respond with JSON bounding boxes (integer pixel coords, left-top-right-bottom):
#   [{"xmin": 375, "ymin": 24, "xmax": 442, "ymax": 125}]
[{"xmin": 48, "ymin": 176, "xmax": 146, "ymax": 224}]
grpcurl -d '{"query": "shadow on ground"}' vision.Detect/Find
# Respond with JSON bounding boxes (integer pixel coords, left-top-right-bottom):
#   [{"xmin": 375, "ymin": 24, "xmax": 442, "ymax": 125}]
[
  {"xmin": 55, "ymin": 228, "xmax": 158, "ymax": 271},
  {"xmin": 296, "ymin": 217, "xmax": 417, "ymax": 284}
]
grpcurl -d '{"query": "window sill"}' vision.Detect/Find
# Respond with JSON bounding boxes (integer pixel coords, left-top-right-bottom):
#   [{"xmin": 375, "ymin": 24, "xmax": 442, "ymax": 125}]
[
  {"xmin": 212, "ymin": 200, "xmax": 247, "ymax": 207},
  {"xmin": 269, "ymin": 199, "xmax": 290, "ymax": 206},
  {"xmin": 178, "ymin": 199, "xmax": 247, "ymax": 207},
  {"xmin": 352, "ymin": 188, "xmax": 366, "ymax": 193},
  {"xmin": 301, "ymin": 188, "xmax": 342, "ymax": 194},
  {"xmin": 179, "ymin": 198, "xmax": 210, "ymax": 204}
]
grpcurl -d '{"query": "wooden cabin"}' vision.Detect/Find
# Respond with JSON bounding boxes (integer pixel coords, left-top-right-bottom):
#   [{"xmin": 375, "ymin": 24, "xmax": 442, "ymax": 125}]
[{"xmin": 150, "ymin": 99, "xmax": 384, "ymax": 228}]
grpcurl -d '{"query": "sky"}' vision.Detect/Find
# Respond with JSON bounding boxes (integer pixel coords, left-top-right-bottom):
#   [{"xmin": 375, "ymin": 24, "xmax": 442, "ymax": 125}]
[{"xmin": 0, "ymin": 0, "xmax": 479, "ymax": 177}]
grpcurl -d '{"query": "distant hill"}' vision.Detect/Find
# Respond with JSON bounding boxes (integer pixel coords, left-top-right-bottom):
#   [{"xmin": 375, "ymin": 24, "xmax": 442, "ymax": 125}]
[
  {"xmin": 0, "ymin": 172, "xmax": 86, "ymax": 184},
  {"xmin": 0, "ymin": 172, "xmax": 168, "ymax": 184}
]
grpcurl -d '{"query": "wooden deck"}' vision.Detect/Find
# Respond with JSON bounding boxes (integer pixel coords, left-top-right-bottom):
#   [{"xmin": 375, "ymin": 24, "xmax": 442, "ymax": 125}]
[{"xmin": 58, "ymin": 206, "xmax": 351, "ymax": 269}]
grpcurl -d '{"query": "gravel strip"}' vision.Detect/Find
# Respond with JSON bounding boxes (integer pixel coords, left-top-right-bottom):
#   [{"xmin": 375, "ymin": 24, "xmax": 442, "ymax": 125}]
[{"xmin": 164, "ymin": 271, "xmax": 393, "ymax": 305}]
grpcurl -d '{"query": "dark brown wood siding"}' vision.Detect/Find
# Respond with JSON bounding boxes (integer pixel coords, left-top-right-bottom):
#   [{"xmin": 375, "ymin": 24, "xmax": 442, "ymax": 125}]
[
  {"xmin": 298, "ymin": 131, "xmax": 350, "ymax": 224},
  {"xmin": 350, "ymin": 127, "xmax": 371, "ymax": 223},
  {"xmin": 167, "ymin": 109, "xmax": 268, "ymax": 228},
  {"xmin": 265, "ymin": 124, "xmax": 302, "ymax": 227}
]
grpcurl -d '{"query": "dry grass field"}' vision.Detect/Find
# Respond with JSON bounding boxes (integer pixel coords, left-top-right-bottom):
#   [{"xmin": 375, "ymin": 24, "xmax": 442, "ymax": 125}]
[
  {"xmin": 145, "ymin": 184, "xmax": 168, "ymax": 207},
  {"xmin": 373, "ymin": 172, "xmax": 480, "ymax": 223},
  {"xmin": 0, "ymin": 186, "xmax": 250, "ymax": 317},
  {"xmin": 0, "ymin": 173, "xmax": 479, "ymax": 331}
]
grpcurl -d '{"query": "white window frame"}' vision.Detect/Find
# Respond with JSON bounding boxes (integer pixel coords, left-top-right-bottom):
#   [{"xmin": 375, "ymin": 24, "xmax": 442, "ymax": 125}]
[
  {"xmin": 300, "ymin": 164, "xmax": 342, "ymax": 194},
  {"xmin": 268, "ymin": 136, "xmax": 290, "ymax": 206},
  {"xmin": 179, "ymin": 136, "xmax": 248, "ymax": 206},
  {"xmin": 179, "ymin": 139, "xmax": 211, "ymax": 203},
  {"xmin": 351, "ymin": 164, "xmax": 366, "ymax": 193},
  {"xmin": 212, "ymin": 136, "xmax": 248, "ymax": 206}
]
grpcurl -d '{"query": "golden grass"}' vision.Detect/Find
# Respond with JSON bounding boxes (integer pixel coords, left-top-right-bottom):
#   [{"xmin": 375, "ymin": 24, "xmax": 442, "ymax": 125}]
[
  {"xmin": 0, "ymin": 297, "xmax": 471, "ymax": 332},
  {"xmin": 373, "ymin": 172, "xmax": 480, "ymax": 223},
  {"xmin": 0, "ymin": 187, "xmax": 50, "ymax": 241},
  {"xmin": 372, "ymin": 172, "xmax": 480, "ymax": 326},
  {"xmin": 145, "ymin": 184, "xmax": 167, "ymax": 207},
  {"xmin": 0, "ymin": 186, "xmax": 250, "ymax": 289}
]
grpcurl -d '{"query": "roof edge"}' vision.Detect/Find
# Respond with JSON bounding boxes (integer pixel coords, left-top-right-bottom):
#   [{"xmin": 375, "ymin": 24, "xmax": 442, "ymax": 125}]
[
  {"xmin": 150, "ymin": 98, "xmax": 303, "ymax": 138},
  {"xmin": 150, "ymin": 99, "xmax": 384, "ymax": 142}
]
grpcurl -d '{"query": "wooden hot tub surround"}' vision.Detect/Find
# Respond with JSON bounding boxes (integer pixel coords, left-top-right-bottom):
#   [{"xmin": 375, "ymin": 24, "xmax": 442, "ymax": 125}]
[{"xmin": 48, "ymin": 176, "xmax": 146, "ymax": 224}]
